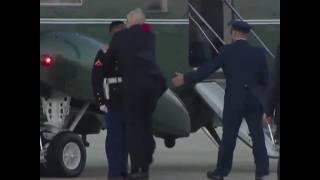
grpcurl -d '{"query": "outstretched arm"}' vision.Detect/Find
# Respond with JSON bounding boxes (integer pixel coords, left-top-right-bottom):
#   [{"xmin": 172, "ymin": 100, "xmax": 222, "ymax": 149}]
[{"xmin": 172, "ymin": 47, "xmax": 225, "ymax": 87}]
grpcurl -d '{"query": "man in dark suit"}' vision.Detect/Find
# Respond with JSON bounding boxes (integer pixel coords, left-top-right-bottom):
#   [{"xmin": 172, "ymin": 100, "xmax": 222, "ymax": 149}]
[
  {"xmin": 103, "ymin": 8, "xmax": 167, "ymax": 180},
  {"xmin": 172, "ymin": 20, "xmax": 270, "ymax": 180},
  {"xmin": 264, "ymin": 44, "xmax": 280, "ymax": 180}
]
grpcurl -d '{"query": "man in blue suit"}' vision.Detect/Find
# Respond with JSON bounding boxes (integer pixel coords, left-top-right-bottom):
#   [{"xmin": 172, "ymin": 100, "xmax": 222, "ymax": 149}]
[{"xmin": 172, "ymin": 20, "xmax": 270, "ymax": 180}]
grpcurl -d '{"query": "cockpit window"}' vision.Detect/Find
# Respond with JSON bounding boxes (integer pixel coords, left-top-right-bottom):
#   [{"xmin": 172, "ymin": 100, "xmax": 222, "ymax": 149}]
[{"xmin": 40, "ymin": 0, "xmax": 83, "ymax": 6}]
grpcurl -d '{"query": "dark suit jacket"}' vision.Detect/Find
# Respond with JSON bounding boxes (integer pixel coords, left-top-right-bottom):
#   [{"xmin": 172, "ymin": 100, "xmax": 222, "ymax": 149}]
[
  {"xmin": 103, "ymin": 24, "xmax": 167, "ymax": 97},
  {"xmin": 185, "ymin": 40, "xmax": 269, "ymax": 110}
]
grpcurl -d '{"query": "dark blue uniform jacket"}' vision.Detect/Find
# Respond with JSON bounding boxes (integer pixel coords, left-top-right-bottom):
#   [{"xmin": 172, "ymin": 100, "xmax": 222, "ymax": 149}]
[{"xmin": 185, "ymin": 40, "xmax": 269, "ymax": 111}]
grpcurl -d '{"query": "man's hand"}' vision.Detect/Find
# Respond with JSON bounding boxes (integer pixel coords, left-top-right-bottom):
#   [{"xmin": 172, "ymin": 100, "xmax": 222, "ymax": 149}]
[
  {"xmin": 172, "ymin": 72, "xmax": 185, "ymax": 87},
  {"xmin": 99, "ymin": 105, "xmax": 108, "ymax": 113},
  {"xmin": 263, "ymin": 113, "xmax": 273, "ymax": 124}
]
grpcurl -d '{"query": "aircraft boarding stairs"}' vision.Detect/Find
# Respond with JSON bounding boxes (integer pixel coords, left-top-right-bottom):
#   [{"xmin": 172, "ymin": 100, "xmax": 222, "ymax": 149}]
[{"xmin": 195, "ymin": 81, "xmax": 279, "ymax": 158}]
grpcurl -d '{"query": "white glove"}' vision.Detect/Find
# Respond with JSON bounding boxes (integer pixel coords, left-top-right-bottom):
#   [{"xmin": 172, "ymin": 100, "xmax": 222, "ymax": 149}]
[{"xmin": 99, "ymin": 105, "xmax": 108, "ymax": 113}]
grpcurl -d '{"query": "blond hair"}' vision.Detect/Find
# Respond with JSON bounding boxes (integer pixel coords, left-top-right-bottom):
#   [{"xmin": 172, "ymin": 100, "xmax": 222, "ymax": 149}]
[{"xmin": 126, "ymin": 8, "xmax": 146, "ymax": 27}]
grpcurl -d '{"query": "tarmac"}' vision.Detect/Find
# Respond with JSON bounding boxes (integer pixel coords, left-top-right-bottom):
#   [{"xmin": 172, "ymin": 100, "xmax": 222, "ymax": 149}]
[{"xmin": 40, "ymin": 128, "xmax": 278, "ymax": 180}]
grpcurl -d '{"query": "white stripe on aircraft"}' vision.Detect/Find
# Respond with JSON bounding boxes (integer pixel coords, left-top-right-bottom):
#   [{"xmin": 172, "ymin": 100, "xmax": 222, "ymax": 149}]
[
  {"xmin": 40, "ymin": 18, "xmax": 279, "ymax": 25},
  {"xmin": 40, "ymin": 18, "xmax": 189, "ymax": 25}
]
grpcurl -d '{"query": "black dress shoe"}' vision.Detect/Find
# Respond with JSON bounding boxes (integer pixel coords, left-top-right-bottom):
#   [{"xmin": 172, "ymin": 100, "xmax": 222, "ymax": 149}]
[
  {"xmin": 127, "ymin": 172, "xmax": 149, "ymax": 180},
  {"xmin": 207, "ymin": 171, "xmax": 224, "ymax": 180}
]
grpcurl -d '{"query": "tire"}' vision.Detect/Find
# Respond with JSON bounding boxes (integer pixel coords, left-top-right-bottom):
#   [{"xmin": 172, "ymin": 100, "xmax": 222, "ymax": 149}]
[{"xmin": 46, "ymin": 131, "xmax": 86, "ymax": 177}]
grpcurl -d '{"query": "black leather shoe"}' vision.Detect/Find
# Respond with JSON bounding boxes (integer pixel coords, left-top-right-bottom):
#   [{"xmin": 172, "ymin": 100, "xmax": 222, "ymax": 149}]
[
  {"xmin": 127, "ymin": 172, "xmax": 149, "ymax": 180},
  {"xmin": 207, "ymin": 171, "xmax": 224, "ymax": 180}
]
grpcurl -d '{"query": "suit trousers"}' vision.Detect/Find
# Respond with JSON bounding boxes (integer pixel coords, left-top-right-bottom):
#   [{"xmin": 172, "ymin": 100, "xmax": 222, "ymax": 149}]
[{"xmin": 125, "ymin": 78, "xmax": 162, "ymax": 172}]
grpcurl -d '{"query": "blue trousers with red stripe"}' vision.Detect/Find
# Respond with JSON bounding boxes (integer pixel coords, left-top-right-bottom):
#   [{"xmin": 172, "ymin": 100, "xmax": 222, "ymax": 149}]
[{"xmin": 105, "ymin": 112, "xmax": 128, "ymax": 178}]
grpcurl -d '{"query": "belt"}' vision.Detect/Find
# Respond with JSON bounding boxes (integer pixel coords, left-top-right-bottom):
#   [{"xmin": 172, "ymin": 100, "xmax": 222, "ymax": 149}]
[
  {"xmin": 103, "ymin": 77, "xmax": 122, "ymax": 100},
  {"xmin": 107, "ymin": 77, "xmax": 122, "ymax": 84}
]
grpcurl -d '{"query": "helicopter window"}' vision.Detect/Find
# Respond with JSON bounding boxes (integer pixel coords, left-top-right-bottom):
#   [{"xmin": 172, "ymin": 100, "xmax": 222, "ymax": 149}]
[
  {"xmin": 146, "ymin": 0, "xmax": 168, "ymax": 12},
  {"xmin": 40, "ymin": 0, "xmax": 83, "ymax": 6}
]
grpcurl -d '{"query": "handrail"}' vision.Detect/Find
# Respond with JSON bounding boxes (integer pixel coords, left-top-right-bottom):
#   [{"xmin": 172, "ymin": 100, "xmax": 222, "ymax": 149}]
[
  {"xmin": 189, "ymin": 14, "xmax": 220, "ymax": 54},
  {"xmin": 189, "ymin": 14, "xmax": 223, "ymax": 72},
  {"xmin": 221, "ymin": 0, "xmax": 275, "ymax": 58},
  {"xmin": 188, "ymin": 3, "xmax": 226, "ymax": 45},
  {"xmin": 188, "ymin": 1, "xmax": 276, "ymax": 58}
]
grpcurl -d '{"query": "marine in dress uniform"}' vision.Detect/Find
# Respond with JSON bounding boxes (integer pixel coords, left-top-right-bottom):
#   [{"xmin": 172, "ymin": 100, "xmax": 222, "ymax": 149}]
[{"xmin": 91, "ymin": 21, "xmax": 128, "ymax": 180}]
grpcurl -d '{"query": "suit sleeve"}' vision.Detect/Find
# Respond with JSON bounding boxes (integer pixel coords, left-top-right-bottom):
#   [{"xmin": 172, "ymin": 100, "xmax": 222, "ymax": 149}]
[
  {"xmin": 91, "ymin": 50, "xmax": 107, "ymax": 106},
  {"xmin": 184, "ymin": 47, "xmax": 225, "ymax": 85},
  {"xmin": 265, "ymin": 46, "xmax": 280, "ymax": 117}
]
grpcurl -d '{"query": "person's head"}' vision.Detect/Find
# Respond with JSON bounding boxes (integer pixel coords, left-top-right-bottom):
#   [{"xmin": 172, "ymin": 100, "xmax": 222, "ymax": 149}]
[
  {"xmin": 230, "ymin": 20, "xmax": 252, "ymax": 42},
  {"xmin": 109, "ymin": 21, "xmax": 125, "ymax": 36},
  {"xmin": 126, "ymin": 8, "xmax": 146, "ymax": 27}
]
